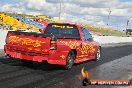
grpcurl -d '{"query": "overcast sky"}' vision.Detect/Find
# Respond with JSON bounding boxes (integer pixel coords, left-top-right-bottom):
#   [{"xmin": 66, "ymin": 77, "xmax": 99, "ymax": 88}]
[{"xmin": 0, "ymin": 0, "xmax": 132, "ymax": 31}]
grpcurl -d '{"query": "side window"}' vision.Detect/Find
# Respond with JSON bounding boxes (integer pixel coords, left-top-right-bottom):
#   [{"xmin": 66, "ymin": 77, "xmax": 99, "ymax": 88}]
[{"xmin": 80, "ymin": 27, "xmax": 93, "ymax": 41}]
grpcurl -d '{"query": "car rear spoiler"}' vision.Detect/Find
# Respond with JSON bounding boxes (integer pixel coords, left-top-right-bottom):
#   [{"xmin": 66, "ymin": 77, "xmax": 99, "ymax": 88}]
[
  {"xmin": 8, "ymin": 31, "xmax": 52, "ymax": 38},
  {"xmin": 8, "ymin": 31, "xmax": 80, "ymax": 39}
]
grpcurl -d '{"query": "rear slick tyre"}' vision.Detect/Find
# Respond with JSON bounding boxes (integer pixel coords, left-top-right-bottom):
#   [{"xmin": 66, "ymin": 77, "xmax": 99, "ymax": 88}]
[{"xmin": 65, "ymin": 51, "xmax": 75, "ymax": 70}]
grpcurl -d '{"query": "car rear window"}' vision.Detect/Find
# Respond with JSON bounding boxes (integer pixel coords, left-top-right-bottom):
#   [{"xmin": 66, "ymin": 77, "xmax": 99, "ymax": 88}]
[{"xmin": 44, "ymin": 23, "xmax": 80, "ymax": 39}]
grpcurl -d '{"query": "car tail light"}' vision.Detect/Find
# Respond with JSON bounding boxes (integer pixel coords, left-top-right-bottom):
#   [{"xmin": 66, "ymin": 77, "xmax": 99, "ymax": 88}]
[
  {"xmin": 50, "ymin": 41, "xmax": 57, "ymax": 50},
  {"xmin": 50, "ymin": 35, "xmax": 57, "ymax": 50}
]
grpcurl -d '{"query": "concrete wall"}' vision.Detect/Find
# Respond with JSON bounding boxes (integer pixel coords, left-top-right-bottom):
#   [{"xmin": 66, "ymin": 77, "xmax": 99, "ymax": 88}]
[{"xmin": 93, "ymin": 36, "xmax": 132, "ymax": 44}]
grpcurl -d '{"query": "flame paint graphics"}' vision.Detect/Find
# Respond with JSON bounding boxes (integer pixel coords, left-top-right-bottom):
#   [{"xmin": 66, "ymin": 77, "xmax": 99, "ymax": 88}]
[
  {"xmin": 60, "ymin": 55, "xmax": 65, "ymax": 59},
  {"xmin": 9, "ymin": 36, "xmax": 45, "ymax": 47},
  {"xmin": 77, "ymin": 43, "xmax": 96, "ymax": 55},
  {"xmin": 60, "ymin": 41, "xmax": 96, "ymax": 56},
  {"xmin": 60, "ymin": 41, "xmax": 80, "ymax": 48}
]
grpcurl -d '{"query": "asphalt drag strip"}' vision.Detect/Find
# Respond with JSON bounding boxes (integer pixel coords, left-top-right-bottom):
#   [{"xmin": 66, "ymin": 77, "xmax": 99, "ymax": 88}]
[{"xmin": 0, "ymin": 43, "xmax": 131, "ymax": 88}]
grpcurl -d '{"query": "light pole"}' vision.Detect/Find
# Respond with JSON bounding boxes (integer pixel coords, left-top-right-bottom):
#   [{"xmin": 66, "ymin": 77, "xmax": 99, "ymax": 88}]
[
  {"xmin": 59, "ymin": 0, "xmax": 62, "ymax": 20},
  {"xmin": 106, "ymin": 8, "xmax": 112, "ymax": 35},
  {"xmin": 126, "ymin": 19, "xmax": 129, "ymax": 29},
  {"xmin": 107, "ymin": 8, "xmax": 112, "ymax": 26},
  {"xmin": 126, "ymin": 18, "xmax": 132, "ymax": 35}
]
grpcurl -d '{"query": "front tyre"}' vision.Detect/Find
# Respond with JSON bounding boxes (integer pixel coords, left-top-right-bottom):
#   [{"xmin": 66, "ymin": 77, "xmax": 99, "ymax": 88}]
[
  {"xmin": 94, "ymin": 47, "xmax": 101, "ymax": 61},
  {"xmin": 65, "ymin": 51, "xmax": 75, "ymax": 70}
]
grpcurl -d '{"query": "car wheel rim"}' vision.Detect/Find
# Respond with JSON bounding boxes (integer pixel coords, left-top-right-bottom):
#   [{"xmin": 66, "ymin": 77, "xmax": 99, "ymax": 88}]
[
  {"xmin": 96, "ymin": 49, "xmax": 100, "ymax": 60},
  {"xmin": 67, "ymin": 54, "xmax": 74, "ymax": 68}
]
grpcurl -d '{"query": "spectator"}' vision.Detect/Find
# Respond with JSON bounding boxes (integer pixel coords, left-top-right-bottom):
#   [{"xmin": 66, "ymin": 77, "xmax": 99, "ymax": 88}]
[
  {"xmin": 9, "ymin": 26, "xmax": 13, "ymax": 30},
  {"xmin": 0, "ymin": 26, "xmax": 3, "ymax": 30}
]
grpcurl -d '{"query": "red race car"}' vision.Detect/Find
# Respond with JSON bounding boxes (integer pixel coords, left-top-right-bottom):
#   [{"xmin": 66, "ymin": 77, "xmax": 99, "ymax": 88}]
[{"xmin": 4, "ymin": 23, "xmax": 101, "ymax": 69}]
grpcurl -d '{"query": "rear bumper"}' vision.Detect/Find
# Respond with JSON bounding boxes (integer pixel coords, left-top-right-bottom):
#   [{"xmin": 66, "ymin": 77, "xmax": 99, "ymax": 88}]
[{"xmin": 4, "ymin": 45, "xmax": 69, "ymax": 65}]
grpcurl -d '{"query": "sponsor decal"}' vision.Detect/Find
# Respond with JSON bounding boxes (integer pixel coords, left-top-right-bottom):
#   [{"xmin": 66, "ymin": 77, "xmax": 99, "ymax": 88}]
[{"xmin": 52, "ymin": 25, "xmax": 74, "ymax": 29}]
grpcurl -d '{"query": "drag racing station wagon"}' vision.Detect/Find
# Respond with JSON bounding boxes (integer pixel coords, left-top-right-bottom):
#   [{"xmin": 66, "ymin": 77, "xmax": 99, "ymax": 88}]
[{"xmin": 4, "ymin": 23, "xmax": 101, "ymax": 69}]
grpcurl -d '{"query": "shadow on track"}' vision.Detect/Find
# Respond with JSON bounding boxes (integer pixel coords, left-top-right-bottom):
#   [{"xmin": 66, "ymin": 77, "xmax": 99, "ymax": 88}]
[{"xmin": 0, "ymin": 56, "xmax": 64, "ymax": 71}]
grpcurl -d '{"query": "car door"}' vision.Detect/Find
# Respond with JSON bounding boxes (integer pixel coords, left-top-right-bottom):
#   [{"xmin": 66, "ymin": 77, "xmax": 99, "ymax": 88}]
[{"xmin": 80, "ymin": 27, "xmax": 94, "ymax": 59}]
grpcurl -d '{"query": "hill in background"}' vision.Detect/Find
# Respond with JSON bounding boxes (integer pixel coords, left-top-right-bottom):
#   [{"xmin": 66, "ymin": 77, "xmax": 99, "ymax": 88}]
[{"xmin": 0, "ymin": 12, "xmax": 125, "ymax": 36}]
